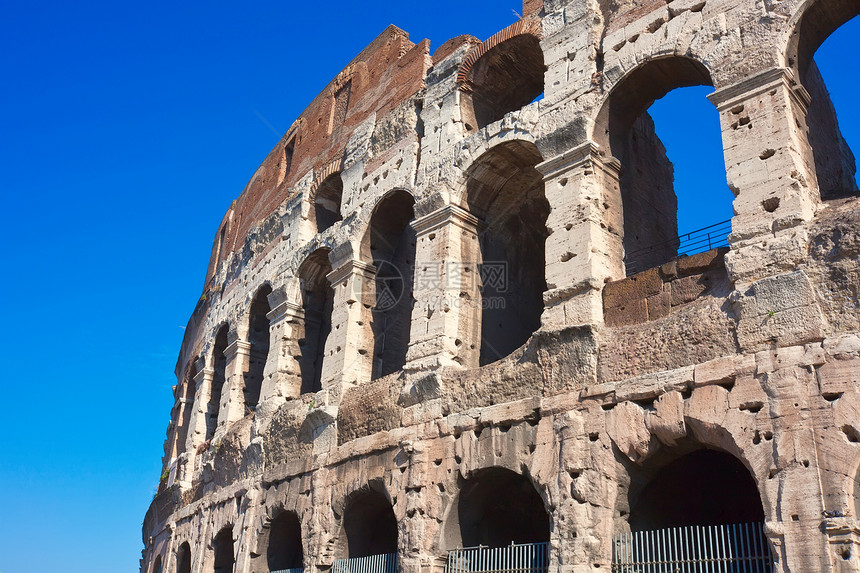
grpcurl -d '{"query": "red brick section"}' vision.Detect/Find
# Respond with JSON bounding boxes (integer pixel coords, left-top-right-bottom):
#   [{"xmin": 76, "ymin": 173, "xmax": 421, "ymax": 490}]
[
  {"xmin": 604, "ymin": 0, "xmax": 670, "ymax": 36},
  {"xmin": 204, "ymin": 25, "xmax": 431, "ymax": 283},
  {"xmin": 523, "ymin": 0, "xmax": 543, "ymax": 18},
  {"xmin": 602, "ymin": 247, "xmax": 729, "ymax": 327}
]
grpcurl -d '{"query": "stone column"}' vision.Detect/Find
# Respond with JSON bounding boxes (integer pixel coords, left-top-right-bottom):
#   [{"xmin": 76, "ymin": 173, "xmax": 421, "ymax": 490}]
[
  {"xmin": 536, "ymin": 141, "xmax": 624, "ymax": 328},
  {"xmin": 322, "ymin": 258, "xmax": 376, "ymax": 390},
  {"xmin": 181, "ymin": 362, "xmax": 213, "ymax": 480},
  {"xmin": 259, "ymin": 287, "xmax": 306, "ymax": 402},
  {"xmin": 405, "ymin": 205, "xmax": 482, "ymax": 371},
  {"xmin": 219, "ymin": 336, "xmax": 252, "ymax": 430},
  {"xmin": 708, "ymin": 67, "xmax": 820, "ymax": 285}
]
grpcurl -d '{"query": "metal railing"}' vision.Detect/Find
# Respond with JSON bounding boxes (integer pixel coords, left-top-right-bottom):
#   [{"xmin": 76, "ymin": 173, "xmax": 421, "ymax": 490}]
[
  {"xmin": 445, "ymin": 541, "xmax": 549, "ymax": 573},
  {"xmin": 271, "ymin": 568, "xmax": 305, "ymax": 573},
  {"xmin": 624, "ymin": 219, "xmax": 732, "ymax": 275},
  {"xmin": 612, "ymin": 522, "xmax": 772, "ymax": 572},
  {"xmin": 332, "ymin": 553, "xmax": 398, "ymax": 573}
]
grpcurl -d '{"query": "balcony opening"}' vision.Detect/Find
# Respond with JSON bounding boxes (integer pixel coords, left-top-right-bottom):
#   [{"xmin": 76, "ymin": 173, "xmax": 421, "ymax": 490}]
[
  {"xmin": 460, "ymin": 33, "xmax": 544, "ymax": 132},
  {"xmin": 268, "ymin": 510, "xmax": 304, "ymax": 572},
  {"xmin": 207, "ymin": 324, "xmax": 229, "ymax": 440},
  {"xmin": 312, "ymin": 173, "xmax": 343, "ymax": 233},
  {"xmin": 466, "ymin": 141, "xmax": 548, "ymax": 366},
  {"xmin": 176, "ymin": 542, "xmax": 191, "ymax": 573},
  {"xmin": 337, "ymin": 488, "xmax": 398, "ymax": 560},
  {"xmin": 365, "ymin": 190, "xmax": 416, "ymax": 379},
  {"xmin": 596, "ymin": 57, "xmax": 733, "ymax": 276},
  {"xmin": 298, "ymin": 249, "xmax": 333, "ymax": 394},
  {"xmin": 213, "ymin": 527, "xmax": 235, "ymax": 573},
  {"xmin": 174, "ymin": 363, "xmax": 196, "ymax": 457},
  {"xmin": 457, "ymin": 467, "xmax": 549, "ymax": 548},
  {"xmin": 792, "ymin": 10, "xmax": 859, "ymax": 200},
  {"xmin": 245, "ymin": 284, "xmax": 272, "ymax": 410},
  {"xmin": 616, "ymin": 448, "xmax": 771, "ymax": 570}
]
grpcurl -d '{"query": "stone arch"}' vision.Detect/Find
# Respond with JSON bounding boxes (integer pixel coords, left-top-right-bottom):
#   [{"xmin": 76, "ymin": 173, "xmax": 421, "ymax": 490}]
[
  {"xmin": 265, "ymin": 509, "xmax": 304, "ymax": 571},
  {"xmin": 451, "ymin": 466, "xmax": 550, "ymax": 549},
  {"xmin": 244, "ymin": 284, "xmax": 272, "ymax": 410},
  {"xmin": 207, "ymin": 323, "xmax": 230, "ymax": 440},
  {"xmin": 213, "ymin": 526, "xmax": 235, "ymax": 573},
  {"xmin": 785, "ymin": 2, "xmax": 860, "ymax": 200},
  {"xmin": 176, "ymin": 541, "xmax": 191, "ymax": 573},
  {"xmin": 151, "ymin": 554, "xmax": 163, "ymax": 573},
  {"xmin": 310, "ymin": 165, "xmax": 344, "ymax": 233},
  {"xmin": 594, "ymin": 56, "xmax": 720, "ymax": 275},
  {"xmin": 173, "ymin": 361, "xmax": 197, "ymax": 457},
  {"xmin": 462, "ymin": 139, "xmax": 549, "ymax": 365},
  {"xmin": 362, "ymin": 189, "xmax": 416, "ymax": 379},
  {"xmin": 297, "ymin": 248, "xmax": 334, "ymax": 393},
  {"xmin": 457, "ymin": 20, "xmax": 544, "ymax": 132},
  {"xmin": 335, "ymin": 484, "xmax": 399, "ymax": 560}
]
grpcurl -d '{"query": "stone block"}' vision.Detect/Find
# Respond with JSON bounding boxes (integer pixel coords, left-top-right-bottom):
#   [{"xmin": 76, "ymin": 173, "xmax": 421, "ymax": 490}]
[
  {"xmin": 676, "ymin": 247, "xmax": 727, "ymax": 275},
  {"xmin": 669, "ymin": 274, "xmax": 710, "ymax": 306}
]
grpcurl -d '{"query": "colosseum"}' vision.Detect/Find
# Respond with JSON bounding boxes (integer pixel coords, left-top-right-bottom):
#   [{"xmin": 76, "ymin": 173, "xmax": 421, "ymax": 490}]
[{"xmin": 141, "ymin": 0, "xmax": 860, "ymax": 571}]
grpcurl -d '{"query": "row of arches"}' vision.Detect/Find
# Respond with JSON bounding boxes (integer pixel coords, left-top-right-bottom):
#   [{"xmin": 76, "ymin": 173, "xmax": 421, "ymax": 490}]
[{"xmin": 153, "ymin": 447, "xmax": 772, "ymax": 572}]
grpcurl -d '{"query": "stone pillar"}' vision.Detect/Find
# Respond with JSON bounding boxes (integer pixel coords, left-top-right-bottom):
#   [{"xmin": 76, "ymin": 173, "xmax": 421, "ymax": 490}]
[
  {"xmin": 219, "ymin": 336, "xmax": 252, "ymax": 430},
  {"xmin": 259, "ymin": 288, "xmax": 306, "ymax": 402},
  {"xmin": 182, "ymin": 362, "xmax": 214, "ymax": 479},
  {"xmin": 323, "ymin": 258, "xmax": 376, "ymax": 390},
  {"xmin": 536, "ymin": 141, "xmax": 624, "ymax": 328},
  {"xmin": 708, "ymin": 67, "xmax": 820, "ymax": 285},
  {"xmin": 406, "ymin": 205, "xmax": 482, "ymax": 371}
]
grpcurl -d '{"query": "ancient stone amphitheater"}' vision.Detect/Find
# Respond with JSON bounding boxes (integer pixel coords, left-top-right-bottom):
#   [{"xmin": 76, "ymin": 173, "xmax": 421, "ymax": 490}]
[{"xmin": 141, "ymin": 0, "xmax": 860, "ymax": 571}]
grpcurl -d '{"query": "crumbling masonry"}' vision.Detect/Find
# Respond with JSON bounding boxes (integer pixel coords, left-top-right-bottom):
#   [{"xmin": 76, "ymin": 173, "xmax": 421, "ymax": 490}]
[{"xmin": 142, "ymin": 0, "xmax": 860, "ymax": 571}]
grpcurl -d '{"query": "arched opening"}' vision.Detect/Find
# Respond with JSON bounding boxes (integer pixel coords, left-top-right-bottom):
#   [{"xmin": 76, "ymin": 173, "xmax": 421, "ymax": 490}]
[
  {"xmin": 298, "ymin": 249, "xmax": 333, "ymax": 394},
  {"xmin": 267, "ymin": 511, "xmax": 304, "ymax": 572},
  {"xmin": 176, "ymin": 542, "xmax": 191, "ymax": 573},
  {"xmin": 457, "ymin": 467, "xmax": 549, "ymax": 548},
  {"xmin": 465, "ymin": 140, "xmax": 549, "ymax": 366},
  {"xmin": 366, "ymin": 190, "xmax": 416, "ymax": 379},
  {"xmin": 791, "ymin": 8, "xmax": 860, "ymax": 200},
  {"xmin": 245, "ymin": 285, "xmax": 272, "ymax": 410},
  {"xmin": 213, "ymin": 527, "xmax": 235, "ymax": 573},
  {"xmin": 208, "ymin": 324, "xmax": 229, "ymax": 440},
  {"xmin": 313, "ymin": 173, "xmax": 343, "ymax": 233},
  {"xmin": 151, "ymin": 555, "xmax": 163, "ymax": 573},
  {"xmin": 461, "ymin": 34, "xmax": 544, "ymax": 132},
  {"xmin": 175, "ymin": 363, "xmax": 197, "ymax": 456},
  {"xmin": 618, "ymin": 448, "xmax": 770, "ymax": 569},
  {"xmin": 341, "ymin": 488, "xmax": 398, "ymax": 559},
  {"xmin": 854, "ymin": 464, "xmax": 860, "ymax": 520},
  {"xmin": 596, "ymin": 57, "xmax": 731, "ymax": 276}
]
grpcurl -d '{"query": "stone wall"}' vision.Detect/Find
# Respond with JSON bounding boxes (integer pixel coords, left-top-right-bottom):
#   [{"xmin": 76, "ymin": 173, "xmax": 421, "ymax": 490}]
[{"xmin": 142, "ymin": 0, "xmax": 860, "ymax": 572}]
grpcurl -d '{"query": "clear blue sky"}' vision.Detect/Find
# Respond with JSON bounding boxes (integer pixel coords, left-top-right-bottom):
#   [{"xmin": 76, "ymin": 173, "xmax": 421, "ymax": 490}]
[{"xmin": 0, "ymin": 1, "xmax": 856, "ymax": 571}]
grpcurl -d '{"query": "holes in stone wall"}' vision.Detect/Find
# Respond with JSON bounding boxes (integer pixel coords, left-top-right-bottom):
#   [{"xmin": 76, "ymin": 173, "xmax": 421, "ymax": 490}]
[{"xmin": 245, "ymin": 285, "xmax": 272, "ymax": 410}]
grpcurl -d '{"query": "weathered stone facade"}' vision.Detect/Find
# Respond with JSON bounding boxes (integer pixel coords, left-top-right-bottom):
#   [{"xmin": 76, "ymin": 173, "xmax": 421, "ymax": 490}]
[{"xmin": 142, "ymin": 0, "xmax": 860, "ymax": 571}]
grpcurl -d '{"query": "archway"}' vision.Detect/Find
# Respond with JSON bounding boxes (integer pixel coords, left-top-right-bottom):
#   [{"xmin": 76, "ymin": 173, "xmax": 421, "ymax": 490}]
[
  {"xmin": 297, "ymin": 249, "xmax": 333, "ymax": 394},
  {"xmin": 151, "ymin": 555, "xmax": 162, "ymax": 573},
  {"xmin": 465, "ymin": 140, "xmax": 548, "ymax": 365},
  {"xmin": 176, "ymin": 542, "xmax": 191, "ymax": 573},
  {"xmin": 213, "ymin": 527, "xmax": 234, "ymax": 573},
  {"xmin": 313, "ymin": 173, "xmax": 343, "ymax": 233},
  {"xmin": 595, "ymin": 57, "xmax": 731, "ymax": 276},
  {"xmin": 245, "ymin": 284, "xmax": 272, "ymax": 410},
  {"xmin": 457, "ymin": 467, "xmax": 549, "ymax": 548},
  {"xmin": 460, "ymin": 33, "xmax": 544, "ymax": 132},
  {"xmin": 208, "ymin": 324, "xmax": 229, "ymax": 440},
  {"xmin": 365, "ymin": 190, "xmax": 416, "ymax": 379},
  {"xmin": 267, "ymin": 510, "xmax": 304, "ymax": 571},
  {"xmin": 341, "ymin": 488, "xmax": 398, "ymax": 559}
]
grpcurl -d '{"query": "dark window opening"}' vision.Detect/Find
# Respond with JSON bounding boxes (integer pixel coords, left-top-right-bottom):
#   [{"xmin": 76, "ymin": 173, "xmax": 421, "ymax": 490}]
[
  {"xmin": 282, "ymin": 138, "xmax": 296, "ymax": 183},
  {"xmin": 796, "ymin": 13, "xmax": 859, "ymax": 200},
  {"xmin": 298, "ymin": 249, "xmax": 333, "ymax": 394},
  {"xmin": 461, "ymin": 34, "xmax": 544, "ymax": 131},
  {"xmin": 313, "ymin": 174, "xmax": 343, "ymax": 233},
  {"xmin": 175, "ymin": 363, "xmax": 197, "ymax": 456},
  {"xmin": 177, "ymin": 542, "xmax": 191, "ymax": 573},
  {"xmin": 268, "ymin": 511, "xmax": 304, "ymax": 571},
  {"xmin": 342, "ymin": 489, "xmax": 398, "ymax": 559},
  {"xmin": 367, "ymin": 190, "xmax": 416, "ymax": 379},
  {"xmin": 152, "ymin": 555, "xmax": 162, "ymax": 573},
  {"xmin": 213, "ymin": 527, "xmax": 235, "ymax": 573},
  {"xmin": 466, "ymin": 141, "xmax": 548, "ymax": 366},
  {"xmin": 458, "ymin": 467, "xmax": 549, "ymax": 548},
  {"xmin": 208, "ymin": 324, "xmax": 229, "ymax": 440},
  {"xmin": 245, "ymin": 285, "xmax": 272, "ymax": 410}
]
